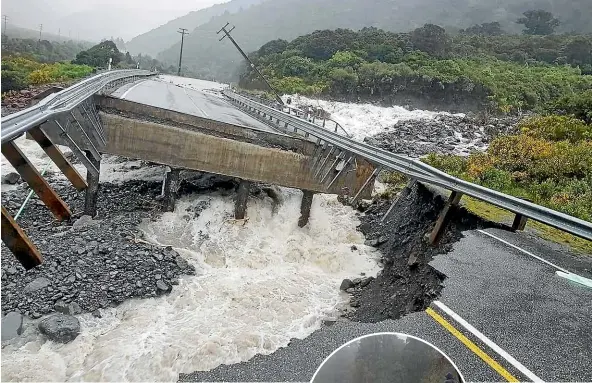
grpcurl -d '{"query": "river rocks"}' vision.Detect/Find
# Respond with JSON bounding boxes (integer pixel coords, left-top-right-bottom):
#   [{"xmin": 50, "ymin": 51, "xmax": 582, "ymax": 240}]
[
  {"xmin": 1, "ymin": 177, "xmax": 197, "ymax": 318},
  {"xmin": 156, "ymin": 280, "xmax": 171, "ymax": 293},
  {"xmin": 72, "ymin": 215, "xmax": 98, "ymax": 229},
  {"xmin": 340, "ymin": 279, "xmax": 355, "ymax": 291},
  {"xmin": 24, "ymin": 277, "xmax": 51, "ymax": 293},
  {"xmin": 38, "ymin": 314, "xmax": 80, "ymax": 343},
  {"xmin": 365, "ymin": 114, "xmax": 520, "ymax": 158},
  {"xmin": 2, "ymin": 172, "xmax": 21, "ymax": 185},
  {"xmin": 1, "ymin": 312, "xmax": 24, "ymax": 341}
]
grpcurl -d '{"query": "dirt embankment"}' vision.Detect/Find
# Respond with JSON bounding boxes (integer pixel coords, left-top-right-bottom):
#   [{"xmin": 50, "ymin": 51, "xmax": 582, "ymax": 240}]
[{"xmin": 345, "ymin": 183, "xmax": 500, "ymax": 323}]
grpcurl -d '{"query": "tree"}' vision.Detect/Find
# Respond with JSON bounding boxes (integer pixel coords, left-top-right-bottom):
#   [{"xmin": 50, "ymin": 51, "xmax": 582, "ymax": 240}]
[
  {"xmin": 73, "ymin": 40, "xmax": 121, "ymax": 67},
  {"xmin": 329, "ymin": 67, "xmax": 358, "ymax": 94},
  {"xmin": 462, "ymin": 22, "xmax": 504, "ymax": 36},
  {"xmin": 517, "ymin": 10, "xmax": 560, "ymax": 35},
  {"xmin": 410, "ymin": 24, "xmax": 451, "ymax": 57},
  {"xmin": 563, "ymin": 37, "xmax": 592, "ymax": 66},
  {"xmin": 125, "ymin": 51, "xmax": 134, "ymax": 65},
  {"xmin": 257, "ymin": 39, "xmax": 288, "ymax": 56}
]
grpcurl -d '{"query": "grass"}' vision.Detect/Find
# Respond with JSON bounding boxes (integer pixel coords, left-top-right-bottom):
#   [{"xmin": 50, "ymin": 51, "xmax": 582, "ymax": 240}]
[{"xmin": 463, "ymin": 196, "xmax": 592, "ymax": 255}]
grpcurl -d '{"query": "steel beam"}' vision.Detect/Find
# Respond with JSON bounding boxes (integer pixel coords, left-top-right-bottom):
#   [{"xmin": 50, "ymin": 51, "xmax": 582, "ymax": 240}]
[
  {"xmin": 28, "ymin": 126, "xmax": 87, "ymax": 191},
  {"xmin": 1, "ymin": 141, "xmax": 71, "ymax": 221},
  {"xmin": 1, "ymin": 207, "xmax": 43, "ymax": 269},
  {"xmin": 351, "ymin": 166, "xmax": 382, "ymax": 205}
]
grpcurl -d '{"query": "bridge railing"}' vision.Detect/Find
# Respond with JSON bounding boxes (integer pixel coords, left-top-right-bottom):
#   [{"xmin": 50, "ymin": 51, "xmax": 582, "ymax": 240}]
[
  {"xmin": 1, "ymin": 69, "xmax": 156, "ymax": 269},
  {"xmin": 223, "ymin": 89, "xmax": 592, "ymax": 242},
  {"xmin": 1, "ymin": 69, "xmax": 155, "ymax": 144}
]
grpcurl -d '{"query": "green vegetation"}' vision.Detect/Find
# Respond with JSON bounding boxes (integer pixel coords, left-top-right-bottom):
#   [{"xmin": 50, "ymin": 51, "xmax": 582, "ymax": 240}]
[
  {"xmin": 1, "ymin": 56, "xmax": 93, "ymax": 93},
  {"xmin": 1, "ymin": 38, "xmax": 93, "ymax": 63},
  {"xmin": 517, "ymin": 10, "xmax": 561, "ymax": 35},
  {"xmin": 423, "ymin": 116, "xmax": 592, "ymax": 223},
  {"xmin": 152, "ymin": 0, "xmax": 592, "ymax": 82},
  {"xmin": 241, "ymin": 26, "xmax": 592, "ymax": 112}
]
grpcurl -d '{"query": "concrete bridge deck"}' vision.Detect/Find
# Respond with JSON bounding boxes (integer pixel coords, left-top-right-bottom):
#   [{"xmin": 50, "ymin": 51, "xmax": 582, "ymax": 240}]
[{"xmin": 2, "ymin": 78, "xmax": 376, "ymax": 268}]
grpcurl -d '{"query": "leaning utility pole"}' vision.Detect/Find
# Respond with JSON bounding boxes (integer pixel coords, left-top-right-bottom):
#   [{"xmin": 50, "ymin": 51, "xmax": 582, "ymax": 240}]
[
  {"xmin": 177, "ymin": 28, "xmax": 188, "ymax": 76},
  {"xmin": 2, "ymin": 15, "xmax": 8, "ymax": 38},
  {"xmin": 217, "ymin": 22, "xmax": 283, "ymax": 105}
]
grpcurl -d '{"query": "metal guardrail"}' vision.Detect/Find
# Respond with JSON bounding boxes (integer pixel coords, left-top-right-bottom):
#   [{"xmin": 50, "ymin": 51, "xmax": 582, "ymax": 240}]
[
  {"xmin": 224, "ymin": 90, "xmax": 592, "ymax": 241},
  {"xmin": 1, "ymin": 69, "xmax": 155, "ymax": 144}
]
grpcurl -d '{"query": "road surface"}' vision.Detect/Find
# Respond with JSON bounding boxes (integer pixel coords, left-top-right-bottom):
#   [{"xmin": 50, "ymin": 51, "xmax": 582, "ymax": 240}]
[
  {"xmin": 182, "ymin": 228, "xmax": 592, "ymax": 382},
  {"xmin": 111, "ymin": 75, "xmax": 276, "ymax": 133},
  {"xmin": 113, "ymin": 75, "xmax": 592, "ymax": 382}
]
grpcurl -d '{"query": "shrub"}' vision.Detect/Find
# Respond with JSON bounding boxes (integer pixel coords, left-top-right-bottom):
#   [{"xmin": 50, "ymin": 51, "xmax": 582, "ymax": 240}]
[{"xmin": 519, "ymin": 115, "xmax": 592, "ymax": 142}]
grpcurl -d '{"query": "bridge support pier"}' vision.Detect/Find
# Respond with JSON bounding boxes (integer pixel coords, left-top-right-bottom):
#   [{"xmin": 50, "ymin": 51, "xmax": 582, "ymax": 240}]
[
  {"xmin": 429, "ymin": 191, "xmax": 463, "ymax": 245},
  {"xmin": 84, "ymin": 151, "xmax": 101, "ymax": 217},
  {"xmin": 298, "ymin": 190, "xmax": 315, "ymax": 227},
  {"xmin": 163, "ymin": 167, "xmax": 181, "ymax": 212},
  {"xmin": 235, "ymin": 179, "xmax": 250, "ymax": 220}
]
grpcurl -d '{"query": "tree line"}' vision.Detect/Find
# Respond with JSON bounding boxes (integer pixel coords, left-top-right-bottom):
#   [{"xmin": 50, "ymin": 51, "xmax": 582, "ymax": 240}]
[{"xmin": 240, "ymin": 11, "xmax": 592, "ymax": 113}]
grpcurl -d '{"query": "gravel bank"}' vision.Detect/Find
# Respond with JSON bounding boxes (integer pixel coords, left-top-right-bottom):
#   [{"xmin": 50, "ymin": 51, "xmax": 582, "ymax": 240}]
[
  {"xmin": 0, "ymin": 170, "xmax": 254, "ymax": 318},
  {"xmin": 365, "ymin": 114, "xmax": 520, "ymax": 157}
]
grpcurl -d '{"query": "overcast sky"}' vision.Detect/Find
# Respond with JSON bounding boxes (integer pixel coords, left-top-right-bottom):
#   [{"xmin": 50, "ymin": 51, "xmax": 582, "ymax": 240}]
[{"xmin": 1, "ymin": 0, "xmax": 228, "ymax": 41}]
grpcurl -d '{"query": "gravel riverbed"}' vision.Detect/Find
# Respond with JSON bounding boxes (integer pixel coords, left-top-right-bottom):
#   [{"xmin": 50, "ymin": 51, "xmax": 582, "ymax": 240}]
[{"xmin": 364, "ymin": 114, "xmax": 520, "ymax": 157}]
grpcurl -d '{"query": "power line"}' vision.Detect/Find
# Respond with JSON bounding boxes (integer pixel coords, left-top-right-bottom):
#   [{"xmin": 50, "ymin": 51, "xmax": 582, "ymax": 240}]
[
  {"xmin": 217, "ymin": 22, "xmax": 283, "ymax": 105},
  {"xmin": 177, "ymin": 28, "xmax": 189, "ymax": 76}
]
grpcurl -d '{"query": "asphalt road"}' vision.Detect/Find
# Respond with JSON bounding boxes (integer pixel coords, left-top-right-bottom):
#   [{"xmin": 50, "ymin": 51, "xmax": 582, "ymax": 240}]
[
  {"xmin": 182, "ymin": 228, "xmax": 592, "ymax": 382},
  {"xmin": 111, "ymin": 76, "xmax": 592, "ymax": 382},
  {"xmin": 111, "ymin": 75, "xmax": 275, "ymax": 133}
]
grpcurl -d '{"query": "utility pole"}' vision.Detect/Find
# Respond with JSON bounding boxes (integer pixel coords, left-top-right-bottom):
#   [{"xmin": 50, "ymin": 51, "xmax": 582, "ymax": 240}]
[
  {"xmin": 217, "ymin": 23, "xmax": 283, "ymax": 105},
  {"xmin": 38, "ymin": 24, "xmax": 42, "ymax": 41},
  {"xmin": 2, "ymin": 15, "xmax": 7, "ymax": 38},
  {"xmin": 177, "ymin": 28, "xmax": 188, "ymax": 76},
  {"xmin": 58, "ymin": 28, "xmax": 61, "ymax": 39}
]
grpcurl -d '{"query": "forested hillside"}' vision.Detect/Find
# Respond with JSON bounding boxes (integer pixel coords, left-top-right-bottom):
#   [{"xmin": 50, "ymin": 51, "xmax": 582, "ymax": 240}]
[
  {"xmin": 1, "ymin": 38, "xmax": 92, "ymax": 63},
  {"xmin": 240, "ymin": 26, "xmax": 592, "ymax": 113},
  {"xmin": 126, "ymin": 0, "xmax": 268, "ymax": 57},
  {"xmin": 153, "ymin": 0, "xmax": 592, "ymax": 82}
]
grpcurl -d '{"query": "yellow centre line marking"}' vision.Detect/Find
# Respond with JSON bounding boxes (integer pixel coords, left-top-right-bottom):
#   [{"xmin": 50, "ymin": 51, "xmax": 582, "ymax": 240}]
[{"xmin": 426, "ymin": 307, "xmax": 519, "ymax": 382}]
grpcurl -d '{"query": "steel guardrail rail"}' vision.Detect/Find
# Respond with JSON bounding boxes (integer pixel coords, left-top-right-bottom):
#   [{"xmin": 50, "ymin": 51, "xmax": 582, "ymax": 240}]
[
  {"xmin": 224, "ymin": 90, "xmax": 592, "ymax": 241},
  {"xmin": 1, "ymin": 69, "xmax": 154, "ymax": 144}
]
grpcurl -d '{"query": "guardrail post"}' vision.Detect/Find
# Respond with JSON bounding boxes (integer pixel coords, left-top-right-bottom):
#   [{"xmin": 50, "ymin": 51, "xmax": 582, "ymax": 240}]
[
  {"xmin": 235, "ymin": 179, "xmax": 250, "ymax": 220},
  {"xmin": 28, "ymin": 126, "xmax": 87, "ymax": 191},
  {"xmin": 1, "ymin": 206, "xmax": 43, "ymax": 269},
  {"xmin": 84, "ymin": 150, "xmax": 101, "ymax": 217},
  {"xmin": 429, "ymin": 191, "xmax": 463, "ymax": 245},
  {"xmin": 1, "ymin": 141, "xmax": 71, "ymax": 221},
  {"xmin": 298, "ymin": 190, "xmax": 315, "ymax": 227},
  {"xmin": 512, "ymin": 213, "xmax": 528, "ymax": 231}
]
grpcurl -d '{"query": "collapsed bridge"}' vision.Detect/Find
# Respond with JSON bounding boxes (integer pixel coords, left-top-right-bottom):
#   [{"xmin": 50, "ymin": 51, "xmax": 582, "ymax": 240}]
[{"xmin": 1, "ymin": 71, "xmax": 591, "ymax": 271}]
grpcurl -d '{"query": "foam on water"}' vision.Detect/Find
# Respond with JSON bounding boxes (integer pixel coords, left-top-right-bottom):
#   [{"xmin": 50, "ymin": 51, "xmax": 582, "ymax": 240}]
[
  {"xmin": 283, "ymin": 94, "xmax": 465, "ymax": 141},
  {"xmin": 1, "ymin": 189, "xmax": 380, "ymax": 382}
]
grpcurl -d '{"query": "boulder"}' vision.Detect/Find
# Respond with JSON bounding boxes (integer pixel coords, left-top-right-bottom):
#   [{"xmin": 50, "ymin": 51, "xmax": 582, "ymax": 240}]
[
  {"xmin": 339, "ymin": 278, "xmax": 355, "ymax": 291},
  {"xmin": 72, "ymin": 215, "xmax": 98, "ymax": 229},
  {"xmin": 1, "ymin": 312, "xmax": 24, "ymax": 341},
  {"xmin": 38, "ymin": 314, "xmax": 80, "ymax": 343},
  {"xmin": 24, "ymin": 277, "xmax": 51, "ymax": 293},
  {"xmin": 2, "ymin": 172, "xmax": 20, "ymax": 185},
  {"xmin": 156, "ymin": 280, "xmax": 171, "ymax": 293}
]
